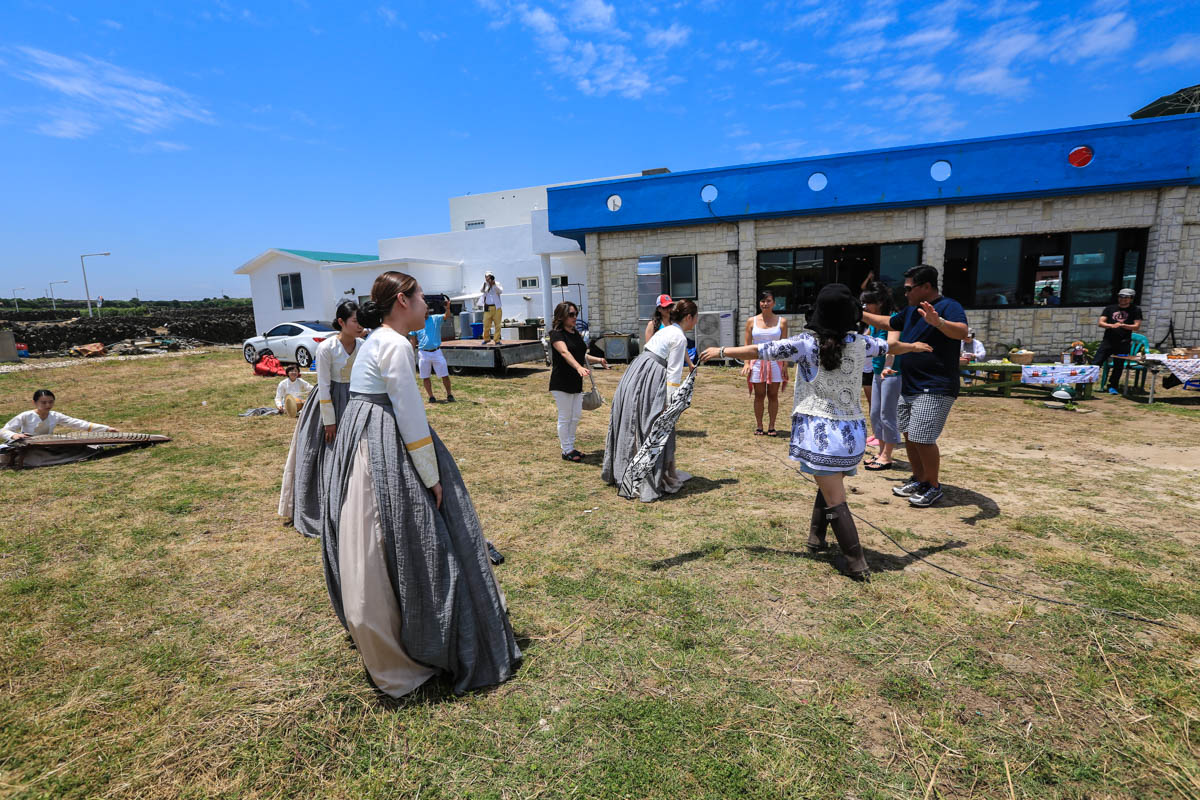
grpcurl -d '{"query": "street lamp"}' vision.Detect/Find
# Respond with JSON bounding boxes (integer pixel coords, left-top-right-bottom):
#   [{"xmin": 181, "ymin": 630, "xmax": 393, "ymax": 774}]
[
  {"xmin": 49, "ymin": 280, "xmax": 69, "ymax": 311},
  {"xmin": 11, "ymin": 288, "xmax": 26, "ymax": 312},
  {"xmin": 80, "ymin": 252, "xmax": 110, "ymax": 318}
]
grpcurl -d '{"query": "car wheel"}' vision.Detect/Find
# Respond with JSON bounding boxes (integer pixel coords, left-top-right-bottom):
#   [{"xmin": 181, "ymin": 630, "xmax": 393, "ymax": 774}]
[
  {"xmin": 295, "ymin": 346, "xmax": 313, "ymax": 368},
  {"xmin": 243, "ymin": 343, "xmax": 257, "ymax": 363}
]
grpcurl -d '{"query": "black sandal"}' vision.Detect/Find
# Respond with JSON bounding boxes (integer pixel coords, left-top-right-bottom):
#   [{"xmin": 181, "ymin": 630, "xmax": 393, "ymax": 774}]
[
  {"xmin": 865, "ymin": 459, "xmax": 893, "ymax": 471},
  {"xmin": 754, "ymin": 428, "xmax": 765, "ymax": 436},
  {"xmin": 561, "ymin": 451, "xmax": 583, "ymax": 463},
  {"xmin": 767, "ymin": 429, "xmax": 778, "ymax": 437}
]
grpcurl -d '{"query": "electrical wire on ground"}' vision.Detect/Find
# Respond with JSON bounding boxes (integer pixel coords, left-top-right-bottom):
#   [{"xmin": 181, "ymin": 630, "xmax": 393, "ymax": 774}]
[{"xmin": 752, "ymin": 438, "xmax": 1187, "ymax": 632}]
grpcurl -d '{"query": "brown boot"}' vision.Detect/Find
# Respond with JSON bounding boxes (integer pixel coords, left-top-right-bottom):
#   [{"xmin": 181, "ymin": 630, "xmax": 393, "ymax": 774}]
[
  {"xmin": 807, "ymin": 491, "xmax": 830, "ymax": 552},
  {"xmin": 827, "ymin": 502, "xmax": 870, "ymax": 581}
]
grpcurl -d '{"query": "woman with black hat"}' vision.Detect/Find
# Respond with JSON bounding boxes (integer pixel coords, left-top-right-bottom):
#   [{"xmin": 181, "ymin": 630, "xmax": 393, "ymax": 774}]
[{"xmin": 701, "ymin": 284, "xmax": 932, "ymax": 581}]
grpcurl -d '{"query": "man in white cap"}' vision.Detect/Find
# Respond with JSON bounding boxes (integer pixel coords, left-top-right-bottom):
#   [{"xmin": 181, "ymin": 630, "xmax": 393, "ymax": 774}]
[
  {"xmin": 478, "ymin": 271, "xmax": 503, "ymax": 345},
  {"xmin": 1092, "ymin": 288, "xmax": 1143, "ymax": 395}
]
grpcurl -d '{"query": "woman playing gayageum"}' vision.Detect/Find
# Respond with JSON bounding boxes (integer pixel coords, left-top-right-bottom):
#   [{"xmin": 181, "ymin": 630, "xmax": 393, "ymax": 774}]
[
  {"xmin": 278, "ymin": 299, "xmax": 366, "ymax": 537},
  {"xmin": 702, "ymin": 284, "xmax": 932, "ymax": 581},
  {"xmin": 321, "ymin": 271, "xmax": 520, "ymax": 697}
]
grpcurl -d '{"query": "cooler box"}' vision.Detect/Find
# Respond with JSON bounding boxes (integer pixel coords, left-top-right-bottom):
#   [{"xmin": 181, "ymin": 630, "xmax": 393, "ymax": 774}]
[{"xmin": 471, "ymin": 322, "xmax": 484, "ymax": 338}]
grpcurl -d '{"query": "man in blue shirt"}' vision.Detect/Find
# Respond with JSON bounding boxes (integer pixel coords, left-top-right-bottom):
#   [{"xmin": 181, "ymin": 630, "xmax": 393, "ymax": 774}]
[
  {"xmin": 408, "ymin": 300, "xmax": 455, "ymax": 403},
  {"xmin": 862, "ymin": 265, "xmax": 968, "ymax": 507}
]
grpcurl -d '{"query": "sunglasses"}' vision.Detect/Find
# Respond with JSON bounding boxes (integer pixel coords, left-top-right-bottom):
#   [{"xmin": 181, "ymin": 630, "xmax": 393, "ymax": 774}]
[{"xmin": 566, "ymin": 311, "xmax": 577, "ymax": 318}]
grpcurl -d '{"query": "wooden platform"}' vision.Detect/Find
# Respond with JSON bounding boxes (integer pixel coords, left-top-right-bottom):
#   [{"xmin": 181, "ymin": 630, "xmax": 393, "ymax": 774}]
[{"xmin": 438, "ymin": 339, "xmax": 546, "ymax": 373}]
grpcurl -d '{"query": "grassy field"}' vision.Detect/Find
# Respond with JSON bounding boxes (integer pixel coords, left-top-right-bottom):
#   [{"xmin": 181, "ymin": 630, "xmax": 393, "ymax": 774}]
[{"xmin": 2, "ymin": 350, "xmax": 1198, "ymax": 799}]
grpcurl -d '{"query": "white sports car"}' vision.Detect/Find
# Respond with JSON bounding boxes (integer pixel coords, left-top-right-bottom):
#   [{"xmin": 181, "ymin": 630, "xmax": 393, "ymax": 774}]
[{"xmin": 243, "ymin": 321, "xmax": 337, "ymax": 367}]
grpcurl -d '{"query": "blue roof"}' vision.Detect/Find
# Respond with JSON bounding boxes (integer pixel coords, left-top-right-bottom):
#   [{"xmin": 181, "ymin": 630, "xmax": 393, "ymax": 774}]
[
  {"xmin": 547, "ymin": 115, "xmax": 1200, "ymax": 240},
  {"xmin": 278, "ymin": 249, "xmax": 377, "ymax": 263}
]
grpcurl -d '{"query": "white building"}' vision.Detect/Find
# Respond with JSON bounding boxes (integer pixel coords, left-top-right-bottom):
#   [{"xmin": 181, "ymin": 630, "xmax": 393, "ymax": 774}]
[{"xmin": 236, "ymin": 174, "xmax": 648, "ymax": 337}]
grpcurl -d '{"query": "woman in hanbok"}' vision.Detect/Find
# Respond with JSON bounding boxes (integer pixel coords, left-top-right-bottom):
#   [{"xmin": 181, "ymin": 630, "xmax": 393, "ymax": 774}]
[
  {"xmin": 741, "ymin": 290, "xmax": 789, "ymax": 436},
  {"xmin": 279, "ymin": 301, "xmax": 365, "ymax": 537},
  {"xmin": 322, "ymin": 271, "xmax": 520, "ymax": 697},
  {"xmin": 702, "ymin": 285, "xmax": 932, "ymax": 581},
  {"xmin": 602, "ymin": 298, "xmax": 698, "ymax": 502},
  {"xmin": 0, "ymin": 389, "xmax": 118, "ymax": 468}
]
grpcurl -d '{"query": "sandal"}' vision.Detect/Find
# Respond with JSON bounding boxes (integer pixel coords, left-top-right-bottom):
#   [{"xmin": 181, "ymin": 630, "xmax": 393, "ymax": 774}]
[
  {"xmin": 754, "ymin": 428, "xmax": 765, "ymax": 436},
  {"xmin": 864, "ymin": 459, "xmax": 893, "ymax": 471},
  {"xmin": 561, "ymin": 451, "xmax": 583, "ymax": 463},
  {"xmin": 767, "ymin": 429, "xmax": 778, "ymax": 437}
]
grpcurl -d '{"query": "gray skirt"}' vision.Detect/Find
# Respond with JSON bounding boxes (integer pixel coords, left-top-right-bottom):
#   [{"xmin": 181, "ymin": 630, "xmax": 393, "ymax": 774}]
[
  {"xmin": 322, "ymin": 392, "xmax": 521, "ymax": 695},
  {"xmin": 279, "ymin": 380, "xmax": 350, "ymax": 538},
  {"xmin": 601, "ymin": 350, "xmax": 678, "ymax": 501}
]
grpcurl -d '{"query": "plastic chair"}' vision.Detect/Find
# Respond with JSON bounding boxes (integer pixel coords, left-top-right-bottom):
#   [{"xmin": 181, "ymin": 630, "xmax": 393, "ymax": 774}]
[{"xmin": 1117, "ymin": 333, "xmax": 1150, "ymax": 394}]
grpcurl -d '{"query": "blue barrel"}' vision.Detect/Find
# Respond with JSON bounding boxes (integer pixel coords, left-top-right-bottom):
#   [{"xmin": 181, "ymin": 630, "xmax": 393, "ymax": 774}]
[{"xmin": 471, "ymin": 322, "xmax": 484, "ymax": 339}]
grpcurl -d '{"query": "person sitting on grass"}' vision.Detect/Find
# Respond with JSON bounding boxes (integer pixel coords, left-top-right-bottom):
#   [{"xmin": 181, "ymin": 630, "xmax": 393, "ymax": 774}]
[
  {"xmin": 275, "ymin": 365, "xmax": 313, "ymax": 417},
  {"xmin": 702, "ymin": 284, "xmax": 933, "ymax": 582}
]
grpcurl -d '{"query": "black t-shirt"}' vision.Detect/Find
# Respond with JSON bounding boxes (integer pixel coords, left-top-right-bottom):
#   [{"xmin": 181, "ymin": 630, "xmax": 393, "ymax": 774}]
[
  {"xmin": 1101, "ymin": 304, "xmax": 1142, "ymax": 346},
  {"xmin": 889, "ymin": 296, "xmax": 969, "ymax": 398},
  {"xmin": 549, "ymin": 328, "xmax": 587, "ymax": 393}
]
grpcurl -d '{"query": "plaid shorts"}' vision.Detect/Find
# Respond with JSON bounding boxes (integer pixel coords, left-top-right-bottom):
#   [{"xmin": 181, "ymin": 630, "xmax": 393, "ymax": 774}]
[{"xmin": 897, "ymin": 393, "xmax": 955, "ymax": 444}]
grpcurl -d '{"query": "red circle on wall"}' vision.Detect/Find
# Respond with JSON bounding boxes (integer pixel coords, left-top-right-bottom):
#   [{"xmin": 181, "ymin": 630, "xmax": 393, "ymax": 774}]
[{"xmin": 1068, "ymin": 146, "xmax": 1093, "ymax": 167}]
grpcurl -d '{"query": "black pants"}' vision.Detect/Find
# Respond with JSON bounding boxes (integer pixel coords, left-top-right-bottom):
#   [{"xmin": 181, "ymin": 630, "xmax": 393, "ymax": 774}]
[{"xmin": 1092, "ymin": 341, "xmax": 1129, "ymax": 389}]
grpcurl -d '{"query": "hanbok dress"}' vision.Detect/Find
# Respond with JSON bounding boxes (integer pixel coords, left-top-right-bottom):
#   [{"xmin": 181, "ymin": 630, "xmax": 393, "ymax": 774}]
[
  {"xmin": 278, "ymin": 335, "xmax": 363, "ymax": 537},
  {"xmin": 321, "ymin": 326, "xmax": 520, "ymax": 697},
  {"xmin": 758, "ymin": 332, "xmax": 889, "ymax": 475},
  {"xmin": 601, "ymin": 322, "xmax": 693, "ymax": 502},
  {"xmin": 0, "ymin": 410, "xmax": 114, "ymax": 468}
]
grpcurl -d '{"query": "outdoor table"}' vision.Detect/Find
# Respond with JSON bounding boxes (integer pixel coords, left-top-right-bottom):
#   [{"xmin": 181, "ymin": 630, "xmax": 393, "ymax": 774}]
[
  {"xmin": 959, "ymin": 361, "xmax": 1097, "ymax": 399},
  {"xmin": 1115, "ymin": 354, "xmax": 1200, "ymax": 403}
]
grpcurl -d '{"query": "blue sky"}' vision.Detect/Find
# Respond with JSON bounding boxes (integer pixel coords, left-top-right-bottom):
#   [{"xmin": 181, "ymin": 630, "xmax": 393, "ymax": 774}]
[{"xmin": 1, "ymin": 0, "xmax": 1197, "ymax": 300}]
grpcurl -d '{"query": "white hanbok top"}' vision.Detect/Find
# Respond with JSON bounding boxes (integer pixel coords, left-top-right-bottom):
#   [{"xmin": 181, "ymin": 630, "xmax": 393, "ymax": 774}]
[
  {"xmin": 350, "ymin": 326, "xmax": 439, "ymax": 488},
  {"xmin": 316, "ymin": 336, "xmax": 363, "ymax": 425},
  {"xmin": 644, "ymin": 323, "xmax": 689, "ymax": 389},
  {"xmin": 275, "ymin": 377, "xmax": 313, "ymax": 410},
  {"xmin": 1, "ymin": 409, "xmax": 112, "ymax": 442}
]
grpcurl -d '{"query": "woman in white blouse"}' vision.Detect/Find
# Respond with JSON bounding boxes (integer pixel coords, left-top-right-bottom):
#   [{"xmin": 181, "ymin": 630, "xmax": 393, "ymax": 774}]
[
  {"xmin": 602, "ymin": 298, "xmax": 698, "ymax": 502},
  {"xmin": 321, "ymin": 271, "xmax": 520, "ymax": 697},
  {"xmin": 702, "ymin": 285, "xmax": 931, "ymax": 582},
  {"xmin": 1, "ymin": 389, "xmax": 117, "ymax": 468},
  {"xmin": 278, "ymin": 300, "xmax": 366, "ymax": 537}
]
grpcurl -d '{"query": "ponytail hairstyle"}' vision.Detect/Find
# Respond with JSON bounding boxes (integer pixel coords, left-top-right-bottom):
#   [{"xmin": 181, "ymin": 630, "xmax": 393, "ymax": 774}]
[
  {"xmin": 33, "ymin": 389, "xmax": 55, "ymax": 403},
  {"xmin": 332, "ymin": 299, "xmax": 359, "ymax": 330},
  {"xmin": 669, "ymin": 298, "xmax": 698, "ymax": 323},
  {"xmin": 356, "ymin": 271, "xmax": 418, "ymax": 329},
  {"xmin": 551, "ymin": 301, "xmax": 578, "ymax": 331},
  {"xmin": 817, "ymin": 332, "xmax": 848, "ymax": 372}
]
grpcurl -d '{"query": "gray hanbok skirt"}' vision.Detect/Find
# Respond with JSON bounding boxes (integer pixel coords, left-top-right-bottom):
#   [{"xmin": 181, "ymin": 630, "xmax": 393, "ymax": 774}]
[
  {"xmin": 322, "ymin": 392, "xmax": 521, "ymax": 696},
  {"xmin": 279, "ymin": 380, "xmax": 350, "ymax": 538},
  {"xmin": 601, "ymin": 351, "xmax": 689, "ymax": 502}
]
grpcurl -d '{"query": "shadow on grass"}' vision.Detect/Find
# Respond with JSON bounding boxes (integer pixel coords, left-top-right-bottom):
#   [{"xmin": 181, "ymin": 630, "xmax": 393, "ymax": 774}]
[
  {"xmin": 675, "ymin": 429, "xmax": 708, "ymax": 438},
  {"xmin": 648, "ymin": 539, "xmax": 967, "ymax": 573},
  {"xmin": 872, "ymin": 476, "xmax": 1000, "ymax": 526}
]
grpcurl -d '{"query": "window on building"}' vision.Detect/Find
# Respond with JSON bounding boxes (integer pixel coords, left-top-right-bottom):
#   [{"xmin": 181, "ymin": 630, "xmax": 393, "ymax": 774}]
[
  {"xmin": 637, "ymin": 256, "xmax": 664, "ymax": 321},
  {"xmin": 279, "ymin": 273, "xmax": 304, "ymax": 310},
  {"xmin": 755, "ymin": 243, "xmax": 921, "ymax": 314},
  {"xmin": 666, "ymin": 255, "xmax": 697, "ymax": 299},
  {"xmin": 947, "ymin": 229, "xmax": 1146, "ymax": 308},
  {"xmin": 551, "ymin": 275, "xmax": 569, "ymax": 287},
  {"xmin": 517, "ymin": 276, "xmax": 540, "ymax": 289},
  {"xmin": 465, "ymin": 220, "xmax": 485, "ymax": 230}
]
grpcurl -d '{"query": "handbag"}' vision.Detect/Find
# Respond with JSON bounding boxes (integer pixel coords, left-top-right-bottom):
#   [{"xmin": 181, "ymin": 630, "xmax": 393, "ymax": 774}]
[{"xmin": 581, "ymin": 369, "xmax": 604, "ymax": 411}]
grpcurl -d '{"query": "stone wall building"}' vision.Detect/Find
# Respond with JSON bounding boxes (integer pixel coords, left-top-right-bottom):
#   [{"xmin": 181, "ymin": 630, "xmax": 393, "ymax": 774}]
[{"xmin": 550, "ymin": 116, "xmax": 1200, "ymax": 358}]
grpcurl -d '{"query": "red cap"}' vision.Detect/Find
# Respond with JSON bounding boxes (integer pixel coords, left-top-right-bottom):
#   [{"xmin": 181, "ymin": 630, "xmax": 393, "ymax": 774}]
[{"xmin": 656, "ymin": 294, "xmax": 673, "ymax": 308}]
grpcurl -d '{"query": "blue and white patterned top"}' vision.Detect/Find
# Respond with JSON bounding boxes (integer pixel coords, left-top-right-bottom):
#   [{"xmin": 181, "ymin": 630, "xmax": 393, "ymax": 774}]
[{"xmin": 759, "ymin": 333, "xmax": 889, "ymax": 472}]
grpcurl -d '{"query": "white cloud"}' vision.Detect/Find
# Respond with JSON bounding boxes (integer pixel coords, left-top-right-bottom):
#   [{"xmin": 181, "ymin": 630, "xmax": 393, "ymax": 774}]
[
  {"xmin": 828, "ymin": 67, "xmax": 870, "ymax": 90},
  {"xmin": 956, "ymin": 64, "xmax": 1030, "ymax": 97},
  {"xmin": 895, "ymin": 25, "xmax": 957, "ymax": 53},
  {"xmin": 11, "ymin": 46, "xmax": 213, "ymax": 138},
  {"xmin": 1136, "ymin": 34, "xmax": 1200, "ymax": 70},
  {"xmin": 891, "ymin": 63, "xmax": 943, "ymax": 91},
  {"xmin": 101, "ymin": 19, "xmax": 122, "ymax": 30},
  {"xmin": 847, "ymin": 12, "xmax": 896, "ymax": 34},
  {"xmin": 737, "ymin": 138, "xmax": 808, "ymax": 160},
  {"xmin": 567, "ymin": 0, "xmax": 617, "ymax": 33},
  {"xmin": 419, "ymin": 30, "xmax": 446, "ymax": 42},
  {"xmin": 955, "ymin": 23, "xmax": 1040, "ymax": 97},
  {"xmin": 763, "ymin": 98, "xmax": 806, "ymax": 111},
  {"xmin": 518, "ymin": 5, "xmax": 569, "ymax": 51},
  {"xmin": 1050, "ymin": 12, "xmax": 1135, "ymax": 63},
  {"xmin": 150, "ymin": 140, "xmax": 189, "ymax": 152},
  {"xmin": 645, "ymin": 23, "xmax": 690, "ymax": 49},
  {"xmin": 827, "ymin": 33, "xmax": 888, "ymax": 61},
  {"xmin": 377, "ymin": 5, "xmax": 404, "ymax": 27}
]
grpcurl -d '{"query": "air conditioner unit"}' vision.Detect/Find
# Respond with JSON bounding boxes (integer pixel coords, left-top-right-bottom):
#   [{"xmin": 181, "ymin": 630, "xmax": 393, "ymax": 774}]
[{"xmin": 693, "ymin": 310, "xmax": 735, "ymax": 353}]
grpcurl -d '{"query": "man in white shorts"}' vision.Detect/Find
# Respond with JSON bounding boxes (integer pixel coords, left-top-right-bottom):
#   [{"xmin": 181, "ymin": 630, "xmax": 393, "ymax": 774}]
[{"xmin": 409, "ymin": 302, "xmax": 455, "ymax": 403}]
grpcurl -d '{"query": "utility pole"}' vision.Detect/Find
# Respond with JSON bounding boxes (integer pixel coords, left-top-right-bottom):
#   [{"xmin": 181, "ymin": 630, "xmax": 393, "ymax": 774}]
[
  {"xmin": 11, "ymin": 288, "xmax": 25, "ymax": 312},
  {"xmin": 49, "ymin": 280, "xmax": 68, "ymax": 311},
  {"xmin": 80, "ymin": 252, "xmax": 110, "ymax": 317}
]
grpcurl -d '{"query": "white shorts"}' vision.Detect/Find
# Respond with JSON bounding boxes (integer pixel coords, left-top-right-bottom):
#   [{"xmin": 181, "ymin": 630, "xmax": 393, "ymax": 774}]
[{"xmin": 418, "ymin": 348, "xmax": 448, "ymax": 379}]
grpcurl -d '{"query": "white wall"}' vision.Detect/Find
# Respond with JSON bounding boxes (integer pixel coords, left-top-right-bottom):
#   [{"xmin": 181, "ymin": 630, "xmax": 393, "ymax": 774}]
[
  {"xmin": 378, "ymin": 225, "xmax": 587, "ymax": 322},
  {"xmin": 449, "ymin": 186, "xmax": 548, "ymax": 231},
  {"xmin": 246, "ymin": 253, "xmax": 335, "ymax": 334}
]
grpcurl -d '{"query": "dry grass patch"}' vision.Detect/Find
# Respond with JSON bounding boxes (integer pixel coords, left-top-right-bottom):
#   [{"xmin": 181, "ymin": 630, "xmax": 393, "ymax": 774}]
[{"xmin": 2, "ymin": 350, "xmax": 1198, "ymax": 799}]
